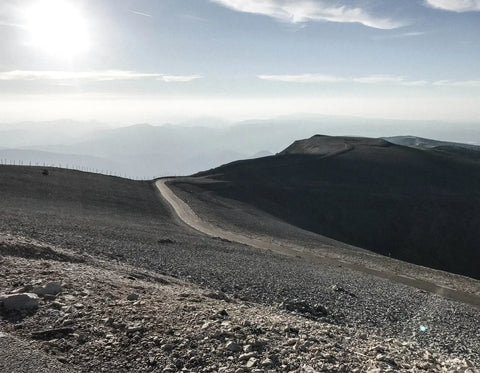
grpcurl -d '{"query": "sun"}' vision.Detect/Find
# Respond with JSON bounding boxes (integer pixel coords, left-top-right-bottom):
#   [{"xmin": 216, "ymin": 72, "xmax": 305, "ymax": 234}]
[{"xmin": 23, "ymin": 0, "xmax": 90, "ymax": 58}]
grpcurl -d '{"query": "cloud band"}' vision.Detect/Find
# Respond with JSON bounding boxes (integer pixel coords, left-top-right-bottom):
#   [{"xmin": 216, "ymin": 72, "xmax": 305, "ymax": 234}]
[
  {"xmin": 210, "ymin": 0, "xmax": 404, "ymax": 29},
  {"xmin": 0, "ymin": 70, "xmax": 202, "ymax": 82}
]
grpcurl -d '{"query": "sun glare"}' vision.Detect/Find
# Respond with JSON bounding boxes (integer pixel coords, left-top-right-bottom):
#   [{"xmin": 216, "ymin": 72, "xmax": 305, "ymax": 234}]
[{"xmin": 24, "ymin": 0, "xmax": 90, "ymax": 57}]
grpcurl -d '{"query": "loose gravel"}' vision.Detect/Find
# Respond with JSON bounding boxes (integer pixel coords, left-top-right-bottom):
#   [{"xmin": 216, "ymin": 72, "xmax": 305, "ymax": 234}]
[
  {"xmin": 0, "ymin": 166, "xmax": 479, "ymax": 370},
  {"xmin": 1, "ymin": 236, "xmax": 478, "ymax": 372}
]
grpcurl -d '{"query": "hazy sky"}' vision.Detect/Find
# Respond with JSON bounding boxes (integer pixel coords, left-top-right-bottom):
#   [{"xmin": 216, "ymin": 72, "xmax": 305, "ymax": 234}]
[{"xmin": 0, "ymin": 0, "xmax": 479, "ymax": 124}]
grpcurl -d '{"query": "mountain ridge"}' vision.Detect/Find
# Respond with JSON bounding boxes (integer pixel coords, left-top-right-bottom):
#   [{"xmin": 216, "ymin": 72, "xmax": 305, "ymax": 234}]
[{"xmin": 192, "ymin": 134, "xmax": 480, "ymax": 279}]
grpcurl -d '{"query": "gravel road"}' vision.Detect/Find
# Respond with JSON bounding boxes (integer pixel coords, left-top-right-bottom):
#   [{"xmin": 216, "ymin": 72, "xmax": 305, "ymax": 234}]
[{"xmin": 158, "ymin": 178, "xmax": 480, "ymax": 308}]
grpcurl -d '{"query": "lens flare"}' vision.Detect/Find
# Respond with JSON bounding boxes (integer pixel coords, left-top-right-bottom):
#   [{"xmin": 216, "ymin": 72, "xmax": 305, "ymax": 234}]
[{"xmin": 23, "ymin": 0, "xmax": 90, "ymax": 57}]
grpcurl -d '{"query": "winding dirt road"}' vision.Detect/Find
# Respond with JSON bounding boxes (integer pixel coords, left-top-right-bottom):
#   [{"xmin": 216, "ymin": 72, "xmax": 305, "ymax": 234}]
[
  {"xmin": 155, "ymin": 178, "xmax": 480, "ymax": 309},
  {"xmin": 155, "ymin": 178, "xmax": 301, "ymax": 257}
]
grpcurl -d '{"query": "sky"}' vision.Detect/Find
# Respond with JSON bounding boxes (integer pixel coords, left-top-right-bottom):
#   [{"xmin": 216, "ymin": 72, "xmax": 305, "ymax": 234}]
[{"xmin": 0, "ymin": 0, "xmax": 479, "ymax": 124}]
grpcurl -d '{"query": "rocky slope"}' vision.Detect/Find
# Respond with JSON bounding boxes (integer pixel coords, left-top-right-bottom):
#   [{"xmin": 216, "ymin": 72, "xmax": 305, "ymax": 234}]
[
  {"xmin": 1, "ymin": 234, "xmax": 478, "ymax": 373},
  {"xmin": 1, "ymin": 165, "xmax": 480, "ymax": 372}
]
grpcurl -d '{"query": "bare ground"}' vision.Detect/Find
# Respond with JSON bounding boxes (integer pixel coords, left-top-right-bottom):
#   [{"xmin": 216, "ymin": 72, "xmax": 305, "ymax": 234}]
[
  {"xmin": 167, "ymin": 177, "xmax": 480, "ymax": 300},
  {"xmin": 0, "ymin": 234, "xmax": 477, "ymax": 373},
  {"xmin": 0, "ymin": 166, "xmax": 479, "ymax": 371}
]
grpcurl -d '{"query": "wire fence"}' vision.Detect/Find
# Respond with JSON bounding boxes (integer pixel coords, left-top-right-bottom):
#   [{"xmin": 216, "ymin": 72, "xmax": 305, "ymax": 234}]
[{"xmin": 0, "ymin": 158, "xmax": 169, "ymax": 181}]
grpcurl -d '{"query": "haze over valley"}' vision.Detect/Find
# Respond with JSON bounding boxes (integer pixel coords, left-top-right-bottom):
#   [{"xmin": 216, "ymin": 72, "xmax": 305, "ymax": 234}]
[{"xmin": 1, "ymin": 116, "xmax": 480, "ymax": 178}]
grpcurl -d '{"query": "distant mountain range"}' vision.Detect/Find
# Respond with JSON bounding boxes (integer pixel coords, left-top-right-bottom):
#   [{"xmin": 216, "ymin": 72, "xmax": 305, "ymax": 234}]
[{"xmin": 1, "ymin": 117, "xmax": 479, "ymax": 178}]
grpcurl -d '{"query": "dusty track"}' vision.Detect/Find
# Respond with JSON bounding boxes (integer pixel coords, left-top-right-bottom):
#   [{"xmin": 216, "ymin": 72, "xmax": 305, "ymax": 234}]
[
  {"xmin": 156, "ymin": 178, "xmax": 305, "ymax": 258},
  {"xmin": 155, "ymin": 178, "xmax": 480, "ymax": 309}
]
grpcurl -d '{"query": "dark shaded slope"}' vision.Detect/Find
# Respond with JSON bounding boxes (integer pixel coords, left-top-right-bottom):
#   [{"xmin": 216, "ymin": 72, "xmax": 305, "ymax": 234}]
[
  {"xmin": 385, "ymin": 135, "xmax": 480, "ymax": 164},
  {"xmin": 431, "ymin": 146, "xmax": 480, "ymax": 164},
  {"xmin": 195, "ymin": 135, "xmax": 480, "ymax": 279}
]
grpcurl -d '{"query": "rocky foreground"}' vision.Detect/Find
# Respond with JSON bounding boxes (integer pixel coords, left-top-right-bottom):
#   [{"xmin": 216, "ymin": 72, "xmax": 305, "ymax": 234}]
[{"xmin": 0, "ymin": 234, "xmax": 478, "ymax": 373}]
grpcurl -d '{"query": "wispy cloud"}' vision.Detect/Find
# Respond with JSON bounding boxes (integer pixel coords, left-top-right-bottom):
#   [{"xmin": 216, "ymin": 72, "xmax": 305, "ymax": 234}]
[
  {"xmin": 0, "ymin": 70, "xmax": 202, "ymax": 82},
  {"xmin": 400, "ymin": 31, "xmax": 429, "ymax": 37},
  {"xmin": 258, "ymin": 74, "xmax": 345, "ymax": 83},
  {"xmin": 353, "ymin": 75, "xmax": 428, "ymax": 86},
  {"xmin": 159, "ymin": 75, "xmax": 203, "ymax": 82},
  {"xmin": 372, "ymin": 31, "xmax": 430, "ymax": 40},
  {"xmin": 425, "ymin": 0, "xmax": 480, "ymax": 12},
  {"xmin": 129, "ymin": 10, "xmax": 153, "ymax": 18},
  {"xmin": 210, "ymin": 0, "xmax": 404, "ymax": 29},
  {"xmin": 258, "ymin": 74, "xmax": 428, "ymax": 86},
  {"xmin": 433, "ymin": 79, "xmax": 480, "ymax": 87}
]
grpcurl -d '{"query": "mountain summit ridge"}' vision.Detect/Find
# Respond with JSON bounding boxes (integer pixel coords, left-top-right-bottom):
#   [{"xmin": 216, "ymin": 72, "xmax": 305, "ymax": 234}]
[{"xmin": 279, "ymin": 134, "xmax": 391, "ymax": 156}]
